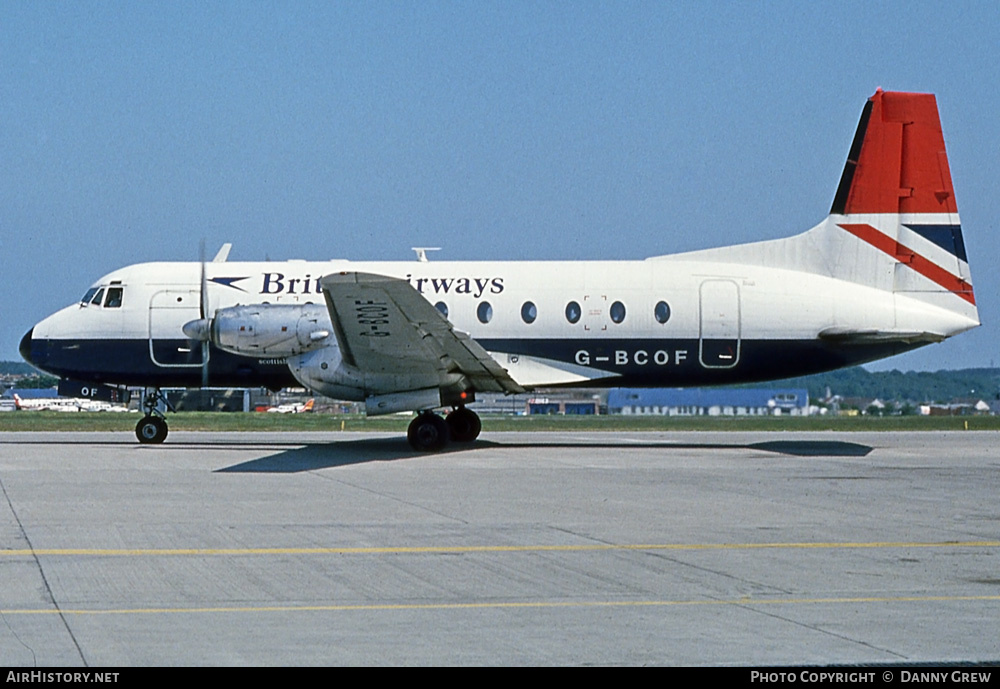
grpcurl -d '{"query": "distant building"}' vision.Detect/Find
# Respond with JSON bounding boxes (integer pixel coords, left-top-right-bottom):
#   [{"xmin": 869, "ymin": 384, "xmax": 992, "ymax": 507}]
[
  {"xmin": 920, "ymin": 399, "xmax": 994, "ymax": 416},
  {"xmin": 607, "ymin": 388, "xmax": 810, "ymax": 417},
  {"xmin": 467, "ymin": 393, "xmax": 535, "ymax": 415},
  {"xmin": 525, "ymin": 397, "xmax": 600, "ymax": 415}
]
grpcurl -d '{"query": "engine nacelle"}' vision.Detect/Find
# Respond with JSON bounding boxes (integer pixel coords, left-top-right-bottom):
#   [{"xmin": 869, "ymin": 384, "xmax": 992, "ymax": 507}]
[
  {"xmin": 285, "ymin": 348, "xmax": 469, "ymax": 413},
  {"xmin": 286, "ymin": 347, "xmax": 365, "ymax": 401},
  {"xmin": 212, "ymin": 304, "xmax": 333, "ymax": 358}
]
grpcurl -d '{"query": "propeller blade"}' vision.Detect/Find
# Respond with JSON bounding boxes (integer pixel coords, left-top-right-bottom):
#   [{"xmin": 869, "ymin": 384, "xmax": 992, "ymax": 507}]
[
  {"xmin": 199, "ymin": 239, "xmax": 208, "ymax": 320},
  {"xmin": 198, "ymin": 240, "xmax": 210, "ymax": 387},
  {"xmin": 201, "ymin": 340, "xmax": 210, "ymax": 388}
]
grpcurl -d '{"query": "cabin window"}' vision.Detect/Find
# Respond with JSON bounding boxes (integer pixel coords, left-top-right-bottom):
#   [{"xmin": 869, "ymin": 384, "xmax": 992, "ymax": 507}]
[
  {"xmin": 521, "ymin": 301, "xmax": 537, "ymax": 324},
  {"xmin": 477, "ymin": 302, "xmax": 493, "ymax": 324},
  {"xmin": 655, "ymin": 301, "xmax": 671, "ymax": 324},
  {"xmin": 610, "ymin": 301, "xmax": 626, "ymax": 324},
  {"xmin": 105, "ymin": 287, "xmax": 124, "ymax": 308},
  {"xmin": 434, "ymin": 302, "xmax": 449, "ymax": 318},
  {"xmin": 565, "ymin": 301, "xmax": 581, "ymax": 324}
]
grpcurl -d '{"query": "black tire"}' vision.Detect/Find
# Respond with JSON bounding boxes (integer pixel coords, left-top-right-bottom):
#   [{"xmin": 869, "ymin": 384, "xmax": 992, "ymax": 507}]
[
  {"xmin": 446, "ymin": 407, "xmax": 482, "ymax": 443},
  {"xmin": 407, "ymin": 413, "xmax": 450, "ymax": 452},
  {"xmin": 135, "ymin": 416, "xmax": 168, "ymax": 444}
]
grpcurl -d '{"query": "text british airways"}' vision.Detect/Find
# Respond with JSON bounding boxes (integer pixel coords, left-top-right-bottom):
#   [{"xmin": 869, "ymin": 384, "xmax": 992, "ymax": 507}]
[{"xmin": 260, "ymin": 273, "xmax": 504, "ymax": 298}]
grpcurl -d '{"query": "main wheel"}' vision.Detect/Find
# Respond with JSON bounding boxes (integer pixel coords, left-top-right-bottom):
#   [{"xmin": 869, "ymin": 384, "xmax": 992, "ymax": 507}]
[
  {"xmin": 446, "ymin": 407, "xmax": 482, "ymax": 443},
  {"xmin": 135, "ymin": 416, "xmax": 168, "ymax": 444},
  {"xmin": 407, "ymin": 413, "xmax": 450, "ymax": 452}
]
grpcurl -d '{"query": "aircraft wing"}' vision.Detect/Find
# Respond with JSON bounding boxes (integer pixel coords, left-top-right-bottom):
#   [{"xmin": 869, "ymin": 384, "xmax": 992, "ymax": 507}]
[{"xmin": 320, "ymin": 272, "xmax": 525, "ymax": 395}]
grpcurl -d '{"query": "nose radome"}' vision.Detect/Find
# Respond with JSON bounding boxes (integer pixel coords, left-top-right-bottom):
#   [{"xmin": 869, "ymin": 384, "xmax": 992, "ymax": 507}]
[{"xmin": 19, "ymin": 328, "xmax": 34, "ymax": 365}]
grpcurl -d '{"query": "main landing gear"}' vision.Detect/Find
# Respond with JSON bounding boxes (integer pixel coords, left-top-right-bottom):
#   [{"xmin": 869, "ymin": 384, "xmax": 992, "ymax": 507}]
[
  {"xmin": 135, "ymin": 388, "xmax": 172, "ymax": 444},
  {"xmin": 407, "ymin": 406, "xmax": 482, "ymax": 452}
]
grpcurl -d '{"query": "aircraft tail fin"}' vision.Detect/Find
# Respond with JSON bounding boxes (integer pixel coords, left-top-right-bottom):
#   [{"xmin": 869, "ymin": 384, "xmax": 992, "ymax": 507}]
[
  {"xmin": 13, "ymin": 394, "xmax": 22, "ymax": 410},
  {"xmin": 652, "ymin": 89, "xmax": 978, "ymax": 333},
  {"xmin": 825, "ymin": 89, "xmax": 976, "ymax": 319},
  {"xmin": 831, "ymin": 89, "xmax": 958, "ymax": 217}
]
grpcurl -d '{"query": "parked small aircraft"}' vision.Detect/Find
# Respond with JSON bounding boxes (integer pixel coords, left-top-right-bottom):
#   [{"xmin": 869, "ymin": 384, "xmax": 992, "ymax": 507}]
[
  {"xmin": 20, "ymin": 90, "xmax": 977, "ymax": 449},
  {"xmin": 12, "ymin": 393, "xmax": 82, "ymax": 412},
  {"xmin": 10, "ymin": 393, "xmax": 132, "ymax": 413},
  {"xmin": 266, "ymin": 398, "xmax": 315, "ymax": 414}
]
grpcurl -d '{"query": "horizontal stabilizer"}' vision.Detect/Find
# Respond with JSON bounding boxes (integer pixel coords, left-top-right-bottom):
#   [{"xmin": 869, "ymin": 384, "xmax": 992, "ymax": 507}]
[{"xmin": 818, "ymin": 328, "xmax": 946, "ymax": 345}]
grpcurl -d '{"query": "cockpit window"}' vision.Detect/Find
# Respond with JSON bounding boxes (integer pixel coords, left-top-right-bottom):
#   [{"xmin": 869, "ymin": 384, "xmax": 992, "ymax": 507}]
[
  {"xmin": 104, "ymin": 287, "xmax": 123, "ymax": 308},
  {"xmin": 80, "ymin": 285, "xmax": 125, "ymax": 308},
  {"xmin": 81, "ymin": 288, "xmax": 99, "ymax": 305}
]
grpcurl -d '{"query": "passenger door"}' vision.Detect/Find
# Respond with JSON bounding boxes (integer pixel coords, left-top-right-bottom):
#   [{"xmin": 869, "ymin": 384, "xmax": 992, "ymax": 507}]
[
  {"xmin": 148, "ymin": 290, "xmax": 206, "ymax": 367},
  {"xmin": 699, "ymin": 280, "xmax": 741, "ymax": 368}
]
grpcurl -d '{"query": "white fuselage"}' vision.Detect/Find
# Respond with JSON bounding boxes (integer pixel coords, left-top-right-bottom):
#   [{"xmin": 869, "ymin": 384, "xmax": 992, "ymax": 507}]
[{"xmin": 23, "ymin": 252, "xmax": 976, "ymax": 396}]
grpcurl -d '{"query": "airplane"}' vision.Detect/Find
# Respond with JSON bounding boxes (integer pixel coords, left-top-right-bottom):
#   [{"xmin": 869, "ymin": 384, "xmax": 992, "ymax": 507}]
[
  {"xmin": 266, "ymin": 398, "xmax": 315, "ymax": 414},
  {"xmin": 12, "ymin": 393, "xmax": 82, "ymax": 412},
  {"xmin": 19, "ymin": 90, "xmax": 978, "ymax": 450},
  {"xmin": 10, "ymin": 393, "xmax": 134, "ymax": 413}
]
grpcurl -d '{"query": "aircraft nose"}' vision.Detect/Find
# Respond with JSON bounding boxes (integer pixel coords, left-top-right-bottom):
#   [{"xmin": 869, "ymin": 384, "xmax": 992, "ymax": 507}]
[{"xmin": 19, "ymin": 328, "xmax": 34, "ymax": 365}]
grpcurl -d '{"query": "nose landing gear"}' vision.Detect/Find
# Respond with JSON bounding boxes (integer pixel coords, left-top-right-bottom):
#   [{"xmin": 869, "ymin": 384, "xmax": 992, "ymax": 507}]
[{"xmin": 135, "ymin": 388, "xmax": 173, "ymax": 444}]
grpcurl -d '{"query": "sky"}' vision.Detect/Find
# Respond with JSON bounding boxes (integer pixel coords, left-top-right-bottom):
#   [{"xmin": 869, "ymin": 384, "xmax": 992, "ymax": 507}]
[{"xmin": 2, "ymin": 1, "xmax": 998, "ymax": 372}]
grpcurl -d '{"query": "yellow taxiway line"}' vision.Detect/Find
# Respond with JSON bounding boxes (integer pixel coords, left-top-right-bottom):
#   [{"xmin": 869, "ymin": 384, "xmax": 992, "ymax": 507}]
[
  {"xmin": 2, "ymin": 540, "xmax": 998, "ymax": 557},
  {"xmin": 4, "ymin": 594, "xmax": 1000, "ymax": 616}
]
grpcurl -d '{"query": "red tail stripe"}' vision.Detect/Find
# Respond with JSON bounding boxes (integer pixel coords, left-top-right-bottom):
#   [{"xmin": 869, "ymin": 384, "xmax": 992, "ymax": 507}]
[{"xmin": 838, "ymin": 223, "xmax": 975, "ymax": 305}]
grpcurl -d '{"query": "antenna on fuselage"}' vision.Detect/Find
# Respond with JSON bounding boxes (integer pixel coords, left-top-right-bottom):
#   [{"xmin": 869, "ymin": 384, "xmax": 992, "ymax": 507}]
[{"xmin": 411, "ymin": 247, "xmax": 440, "ymax": 263}]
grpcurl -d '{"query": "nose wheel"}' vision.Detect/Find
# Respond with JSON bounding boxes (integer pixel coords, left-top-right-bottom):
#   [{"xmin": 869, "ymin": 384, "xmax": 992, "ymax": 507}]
[{"xmin": 135, "ymin": 415, "xmax": 168, "ymax": 444}]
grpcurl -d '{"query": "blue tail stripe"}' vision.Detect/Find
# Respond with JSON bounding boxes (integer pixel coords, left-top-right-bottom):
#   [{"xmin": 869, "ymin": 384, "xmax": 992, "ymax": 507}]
[{"xmin": 902, "ymin": 224, "xmax": 967, "ymax": 263}]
